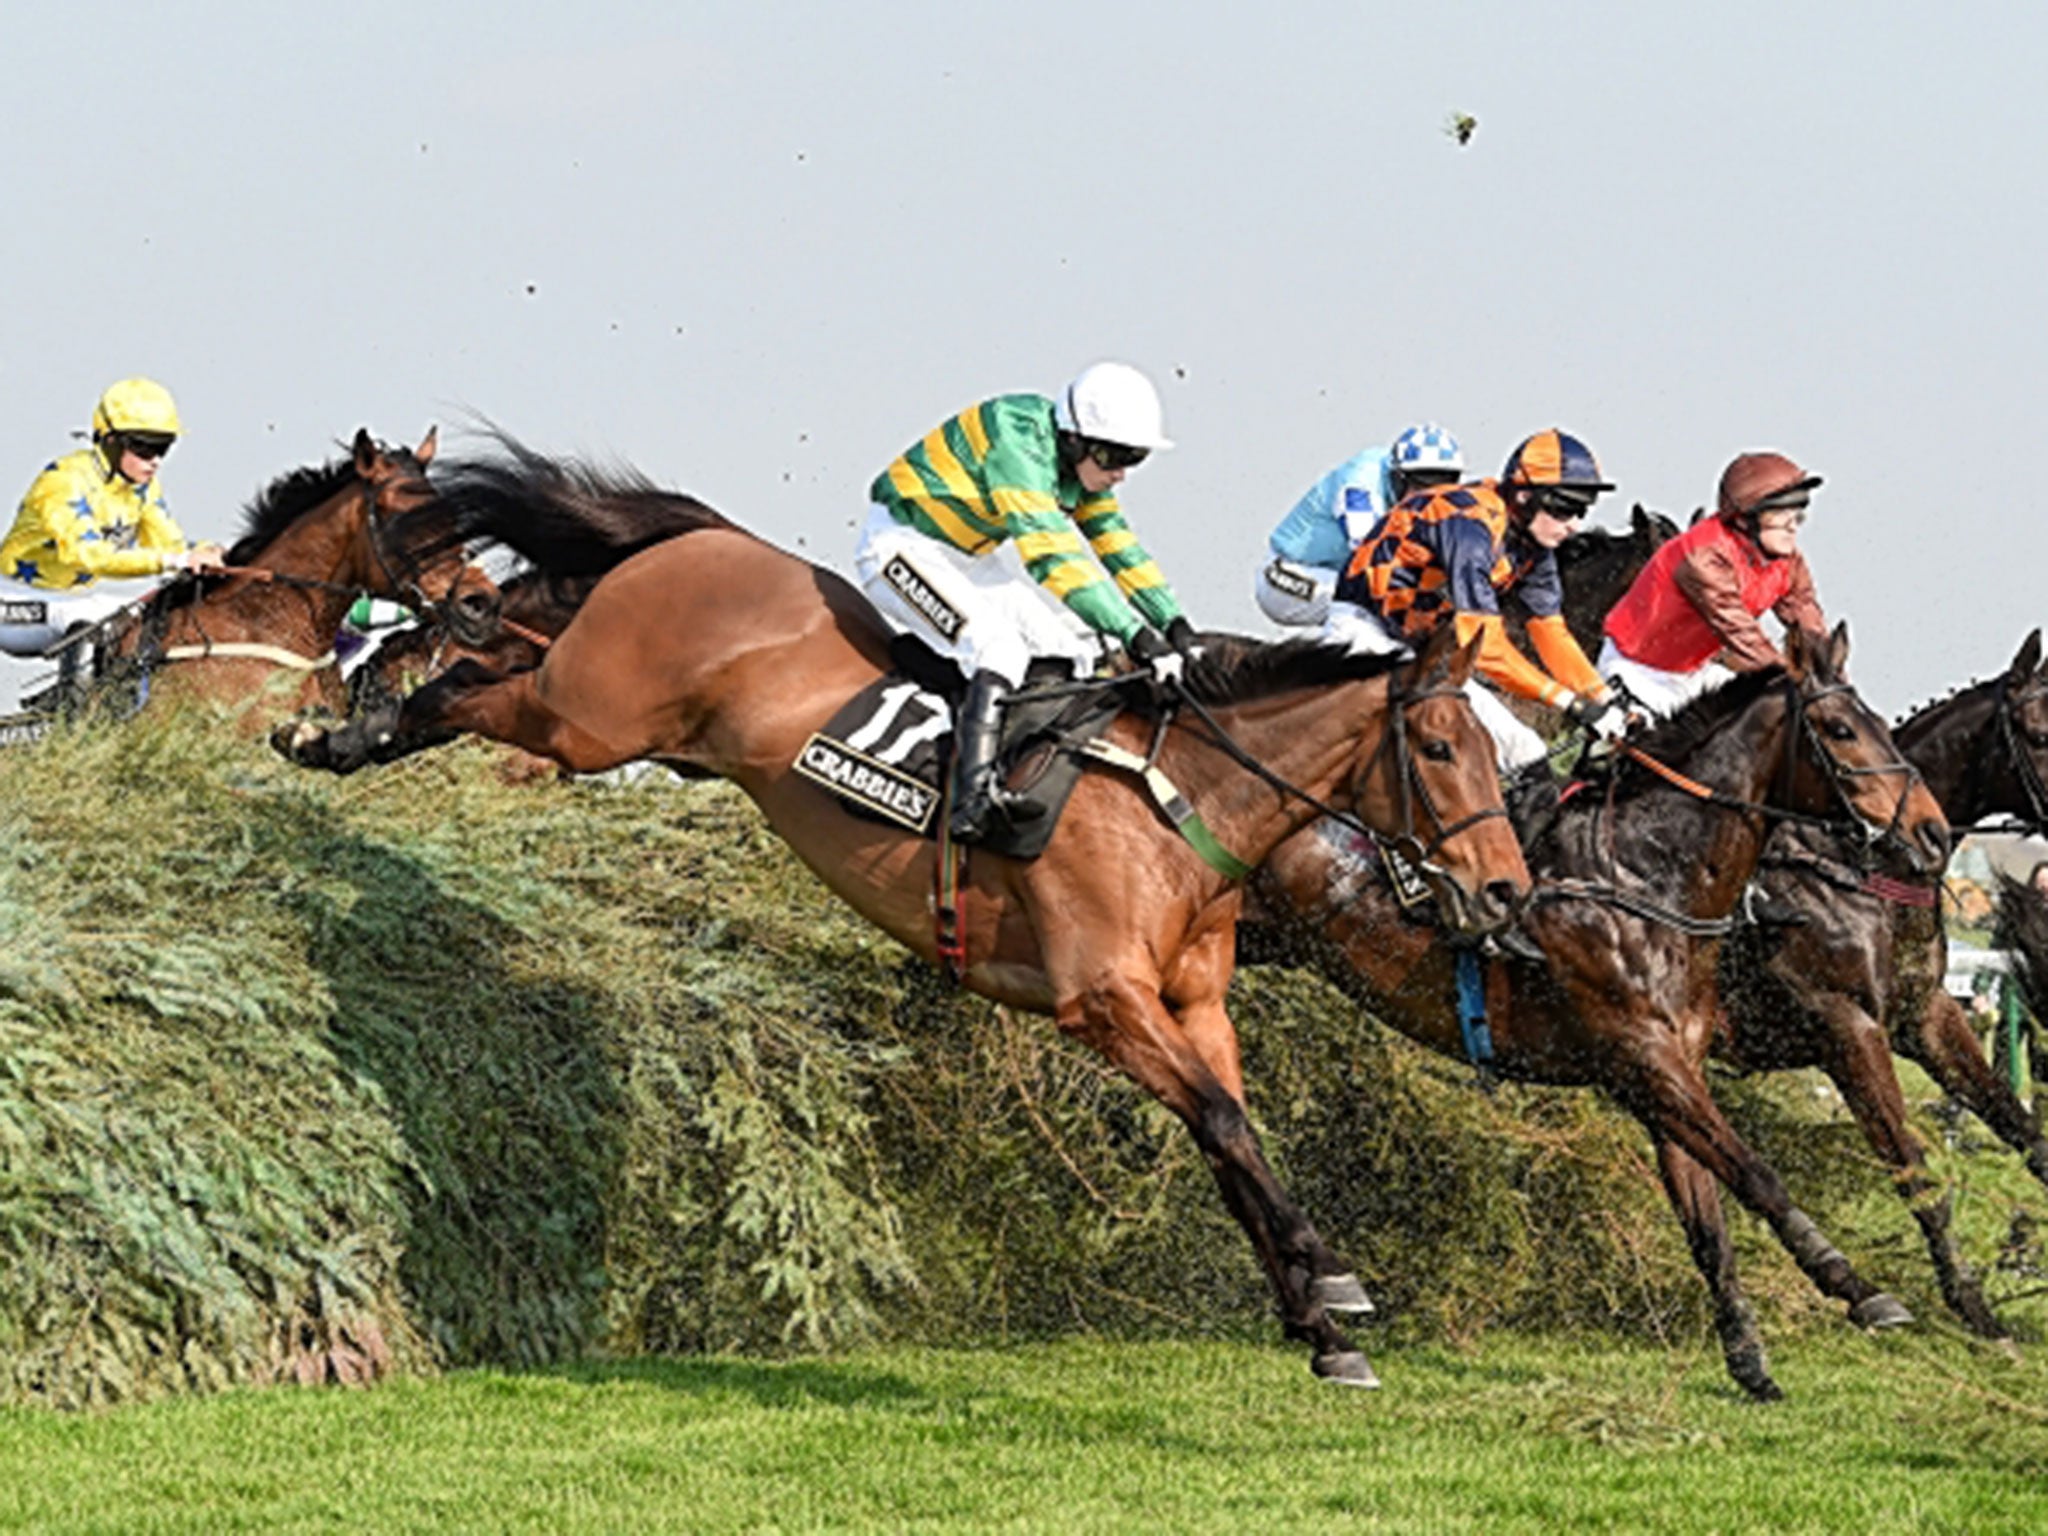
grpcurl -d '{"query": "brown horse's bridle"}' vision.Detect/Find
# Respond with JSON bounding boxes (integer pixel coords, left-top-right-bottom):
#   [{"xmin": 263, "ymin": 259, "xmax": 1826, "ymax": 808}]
[
  {"xmin": 1168, "ymin": 672, "xmax": 1510, "ymax": 878},
  {"xmin": 1621, "ymin": 675, "xmax": 1927, "ymax": 868},
  {"xmin": 1989, "ymin": 671, "xmax": 2048, "ymax": 834}
]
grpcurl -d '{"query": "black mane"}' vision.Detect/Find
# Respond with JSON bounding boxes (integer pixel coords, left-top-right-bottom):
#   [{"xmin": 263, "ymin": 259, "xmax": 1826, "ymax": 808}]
[
  {"xmin": 437, "ymin": 434, "xmax": 732, "ymax": 577},
  {"xmin": 225, "ymin": 457, "xmax": 362, "ymax": 565},
  {"xmin": 1171, "ymin": 631, "xmax": 1406, "ymax": 710},
  {"xmin": 1608, "ymin": 667, "xmax": 1786, "ymax": 790}
]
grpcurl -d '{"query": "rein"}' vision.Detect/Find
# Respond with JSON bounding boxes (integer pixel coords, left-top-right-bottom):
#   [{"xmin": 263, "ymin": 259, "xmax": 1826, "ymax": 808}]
[{"xmin": 1540, "ymin": 674, "xmax": 1928, "ymax": 933}]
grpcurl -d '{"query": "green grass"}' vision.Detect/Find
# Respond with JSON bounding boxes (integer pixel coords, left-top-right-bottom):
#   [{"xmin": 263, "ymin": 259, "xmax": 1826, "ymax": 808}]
[{"xmin": 0, "ymin": 1334, "xmax": 2041, "ymax": 1534}]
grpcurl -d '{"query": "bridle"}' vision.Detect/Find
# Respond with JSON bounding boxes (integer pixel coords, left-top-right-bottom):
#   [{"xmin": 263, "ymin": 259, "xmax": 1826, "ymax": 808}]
[
  {"xmin": 1988, "ymin": 671, "xmax": 2048, "ymax": 834},
  {"xmin": 1162, "ymin": 665, "xmax": 1509, "ymax": 881},
  {"xmin": 1618, "ymin": 675, "xmax": 1928, "ymax": 868}
]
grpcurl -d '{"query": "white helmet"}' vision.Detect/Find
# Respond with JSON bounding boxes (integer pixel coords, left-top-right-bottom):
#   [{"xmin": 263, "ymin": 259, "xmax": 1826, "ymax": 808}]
[
  {"xmin": 1390, "ymin": 422, "xmax": 1465, "ymax": 476},
  {"xmin": 1053, "ymin": 361, "xmax": 1174, "ymax": 451}
]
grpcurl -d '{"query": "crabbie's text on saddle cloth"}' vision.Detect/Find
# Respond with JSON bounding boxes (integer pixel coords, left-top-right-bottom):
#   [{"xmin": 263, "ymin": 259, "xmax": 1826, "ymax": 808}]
[{"xmin": 793, "ymin": 679, "xmax": 953, "ymax": 833}]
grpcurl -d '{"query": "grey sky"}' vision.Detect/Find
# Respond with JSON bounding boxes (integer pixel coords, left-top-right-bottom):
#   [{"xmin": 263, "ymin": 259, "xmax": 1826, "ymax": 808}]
[{"xmin": 5, "ymin": 0, "xmax": 2045, "ymax": 716}]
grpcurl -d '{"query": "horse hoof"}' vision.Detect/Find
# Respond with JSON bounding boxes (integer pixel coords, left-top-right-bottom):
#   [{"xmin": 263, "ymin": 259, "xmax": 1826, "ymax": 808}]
[
  {"xmin": 1309, "ymin": 1273, "xmax": 1375, "ymax": 1316},
  {"xmin": 1311, "ymin": 1350, "xmax": 1381, "ymax": 1389},
  {"xmin": 269, "ymin": 720, "xmax": 317, "ymax": 761},
  {"xmin": 1849, "ymin": 1293, "xmax": 1914, "ymax": 1330}
]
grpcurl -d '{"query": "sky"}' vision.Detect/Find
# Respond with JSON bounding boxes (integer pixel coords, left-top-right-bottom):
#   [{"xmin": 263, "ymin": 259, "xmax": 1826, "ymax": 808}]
[{"xmin": 4, "ymin": 0, "xmax": 2046, "ymax": 717}]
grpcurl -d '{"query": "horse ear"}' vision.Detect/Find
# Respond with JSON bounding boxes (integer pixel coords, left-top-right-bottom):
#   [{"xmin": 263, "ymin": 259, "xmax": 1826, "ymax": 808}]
[
  {"xmin": 1413, "ymin": 621, "xmax": 1461, "ymax": 686},
  {"xmin": 1448, "ymin": 629, "xmax": 1482, "ymax": 688},
  {"xmin": 352, "ymin": 428, "xmax": 378, "ymax": 476},
  {"xmin": 1688, "ymin": 506, "xmax": 1707, "ymax": 527},
  {"xmin": 1631, "ymin": 504, "xmax": 1650, "ymax": 535},
  {"xmin": 1824, "ymin": 620, "xmax": 1852, "ymax": 679},
  {"xmin": 2010, "ymin": 627, "xmax": 2043, "ymax": 681},
  {"xmin": 416, "ymin": 426, "xmax": 439, "ymax": 466}
]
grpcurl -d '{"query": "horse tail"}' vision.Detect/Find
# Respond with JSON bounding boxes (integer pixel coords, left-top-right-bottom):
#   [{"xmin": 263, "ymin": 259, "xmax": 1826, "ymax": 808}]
[{"xmin": 437, "ymin": 430, "xmax": 735, "ymax": 578}]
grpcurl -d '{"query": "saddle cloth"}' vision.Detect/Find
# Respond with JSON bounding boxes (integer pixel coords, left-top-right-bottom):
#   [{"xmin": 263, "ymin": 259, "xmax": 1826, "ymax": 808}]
[{"xmin": 792, "ymin": 643, "xmax": 1122, "ymax": 860}]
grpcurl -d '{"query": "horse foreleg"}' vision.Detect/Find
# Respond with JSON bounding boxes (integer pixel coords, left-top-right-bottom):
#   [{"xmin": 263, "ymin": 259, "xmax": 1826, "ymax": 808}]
[
  {"xmin": 1896, "ymin": 989, "xmax": 2048, "ymax": 1190},
  {"xmin": 1059, "ymin": 970, "xmax": 1376, "ymax": 1386},
  {"xmin": 275, "ymin": 660, "xmax": 633, "ymax": 777},
  {"xmin": 1652, "ymin": 1136, "xmax": 1779, "ymax": 1402},
  {"xmin": 1814, "ymin": 995, "xmax": 2009, "ymax": 1339},
  {"xmin": 1616, "ymin": 1039, "xmax": 1911, "ymax": 1336},
  {"xmin": 1168, "ymin": 929, "xmax": 1371, "ymax": 1320}
]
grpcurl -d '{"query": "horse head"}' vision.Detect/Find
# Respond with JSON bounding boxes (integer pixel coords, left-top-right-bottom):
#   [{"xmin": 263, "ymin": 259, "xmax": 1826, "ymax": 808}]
[
  {"xmin": 1782, "ymin": 623, "xmax": 1950, "ymax": 873},
  {"xmin": 1348, "ymin": 624, "xmax": 1531, "ymax": 937},
  {"xmin": 348, "ymin": 427, "xmax": 501, "ymax": 646}
]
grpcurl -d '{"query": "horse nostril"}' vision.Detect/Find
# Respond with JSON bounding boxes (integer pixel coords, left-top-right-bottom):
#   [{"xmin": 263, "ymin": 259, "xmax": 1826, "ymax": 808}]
[
  {"xmin": 458, "ymin": 590, "xmax": 497, "ymax": 617},
  {"xmin": 1484, "ymin": 879, "xmax": 1523, "ymax": 915},
  {"xmin": 1918, "ymin": 819, "xmax": 1952, "ymax": 869}
]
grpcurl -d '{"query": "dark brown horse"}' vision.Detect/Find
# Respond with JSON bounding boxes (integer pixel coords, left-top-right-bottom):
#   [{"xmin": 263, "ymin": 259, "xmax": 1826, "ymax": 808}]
[
  {"xmin": 1244, "ymin": 624, "xmax": 1951, "ymax": 1400},
  {"xmin": 1717, "ymin": 632, "xmax": 2048, "ymax": 1339},
  {"xmin": 45, "ymin": 430, "xmax": 498, "ymax": 728},
  {"xmin": 274, "ymin": 444, "xmax": 1534, "ymax": 1387}
]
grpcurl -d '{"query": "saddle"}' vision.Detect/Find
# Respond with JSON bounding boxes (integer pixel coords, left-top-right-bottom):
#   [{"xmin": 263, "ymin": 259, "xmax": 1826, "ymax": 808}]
[{"xmin": 792, "ymin": 637, "xmax": 1122, "ymax": 860}]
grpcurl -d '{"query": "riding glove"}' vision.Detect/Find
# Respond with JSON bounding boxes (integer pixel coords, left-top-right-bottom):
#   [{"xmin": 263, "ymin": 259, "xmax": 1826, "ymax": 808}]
[
  {"xmin": 1165, "ymin": 616, "xmax": 1205, "ymax": 662},
  {"xmin": 1126, "ymin": 627, "xmax": 1187, "ymax": 693},
  {"xmin": 1564, "ymin": 693, "xmax": 1630, "ymax": 743}
]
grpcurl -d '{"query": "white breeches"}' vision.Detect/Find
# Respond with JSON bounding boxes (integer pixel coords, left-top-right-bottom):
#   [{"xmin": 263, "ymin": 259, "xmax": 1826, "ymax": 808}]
[
  {"xmin": 1320, "ymin": 600, "xmax": 1551, "ymax": 774},
  {"xmin": 1252, "ymin": 554, "xmax": 1337, "ymax": 628},
  {"xmin": 1596, "ymin": 638, "xmax": 1735, "ymax": 721},
  {"xmin": 853, "ymin": 504, "xmax": 1099, "ymax": 688},
  {"xmin": 0, "ymin": 574, "xmax": 159, "ymax": 658}
]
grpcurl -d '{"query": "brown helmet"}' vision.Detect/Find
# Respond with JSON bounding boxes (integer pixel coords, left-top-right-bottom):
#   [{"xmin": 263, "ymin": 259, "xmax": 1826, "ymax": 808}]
[{"xmin": 1718, "ymin": 451, "xmax": 1823, "ymax": 522}]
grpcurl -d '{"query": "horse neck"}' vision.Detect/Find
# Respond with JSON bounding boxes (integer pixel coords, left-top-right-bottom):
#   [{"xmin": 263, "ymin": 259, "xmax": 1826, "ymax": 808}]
[
  {"xmin": 1895, "ymin": 682, "xmax": 2013, "ymax": 828},
  {"xmin": 1560, "ymin": 687, "xmax": 1796, "ymax": 915},
  {"xmin": 196, "ymin": 487, "xmax": 370, "ymax": 646},
  {"xmin": 1558, "ymin": 534, "xmax": 1651, "ymax": 650},
  {"xmin": 1168, "ymin": 677, "xmax": 1391, "ymax": 864}
]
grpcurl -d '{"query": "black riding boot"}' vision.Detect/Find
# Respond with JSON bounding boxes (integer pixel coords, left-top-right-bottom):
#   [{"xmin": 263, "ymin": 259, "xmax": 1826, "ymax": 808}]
[{"xmin": 949, "ymin": 670, "xmax": 1016, "ymax": 842}]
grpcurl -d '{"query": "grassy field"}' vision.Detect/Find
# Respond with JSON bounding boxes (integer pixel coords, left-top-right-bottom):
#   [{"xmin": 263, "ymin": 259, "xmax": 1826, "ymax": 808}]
[{"xmin": 0, "ymin": 1333, "xmax": 2042, "ymax": 1534}]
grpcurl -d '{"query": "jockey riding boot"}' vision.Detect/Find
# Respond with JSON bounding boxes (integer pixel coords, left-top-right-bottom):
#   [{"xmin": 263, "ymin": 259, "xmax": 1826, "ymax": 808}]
[{"xmin": 949, "ymin": 669, "xmax": 1032, "ymax": 842}]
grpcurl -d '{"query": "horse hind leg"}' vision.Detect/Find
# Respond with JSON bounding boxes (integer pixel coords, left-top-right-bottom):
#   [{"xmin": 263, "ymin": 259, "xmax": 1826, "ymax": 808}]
[{"xmin": 1654, "ymin": 1138, "xmax": 1780, "ymax": 1402}]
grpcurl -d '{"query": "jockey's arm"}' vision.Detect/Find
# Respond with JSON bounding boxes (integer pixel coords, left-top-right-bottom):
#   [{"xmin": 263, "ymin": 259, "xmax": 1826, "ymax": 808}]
[
  {"xmin": 982, "ymin": 425, "xmax": 1147, "ymax": 644},
  {"xmin": 1672, "ymin": 540, "xmax": 1785, "ymax": 672},
  {"xmin": 1072, "ymin": 494, "xmax": 1185, "ymax": 634},
  {"xmin": 1509, "ymin": 554, "xmax": 1612, "ymax": 701},
  {"xmin": 11, "ymin": 472, "xmax": 183, "ymax": 581},
  {"xmin": 1439, "ymin": 520, "xmax": 1590, "ymax": 708},
  {"xmin": 1451, "ymin": 610, "xmax": 1579, "ymax": 706},
  {"xmin": 1771, "ymin": 553, "xmax": 1826, "ymax": 642}
]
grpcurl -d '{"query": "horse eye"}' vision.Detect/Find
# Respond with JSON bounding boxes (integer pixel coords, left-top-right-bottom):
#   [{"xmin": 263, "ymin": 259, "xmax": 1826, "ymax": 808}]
[
  {"xmin": 1823, "ymin": 720, "xmax": 1856, "ymax": 742},
  {"xmin": 1421, "ymin": 740, "xmax": 1454, "ymax": 762}
]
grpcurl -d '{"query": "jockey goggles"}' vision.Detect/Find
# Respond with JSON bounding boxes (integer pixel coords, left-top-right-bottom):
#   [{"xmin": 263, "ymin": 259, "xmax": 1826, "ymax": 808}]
[
  {"xmin": 1082, "ymin": 438, "xmax": 1150, "ymax": 471},
  {"xmin": 123, "ymin": 433, "xmax": 176, "ymax": 460},
  {"xmin": 1528, "ymin": 484, "xmax": 1600, "ymax": 521}
]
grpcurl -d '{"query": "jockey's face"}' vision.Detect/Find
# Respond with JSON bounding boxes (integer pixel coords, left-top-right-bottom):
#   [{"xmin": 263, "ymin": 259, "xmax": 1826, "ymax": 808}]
[
  {"xmin": 114, "ymin": 434, "xmax": 173, "ymax": 487},
  {"xmin": 1517, "ymin": 484, "xmax": 1597, "ymax": 549},
  {"xmin": 1075, "ymin": 455, "xmax": 1125, "ymax": 494},
  {"xmin": 1755, "ymin": 502, "xmax": 1806, "ymax": 558}
]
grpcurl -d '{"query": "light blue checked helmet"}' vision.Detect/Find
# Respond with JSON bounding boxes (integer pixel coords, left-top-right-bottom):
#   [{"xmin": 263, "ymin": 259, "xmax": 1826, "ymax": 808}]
[{"xmin": 1389, "ymin": 422, "xmax": 1465, "ymax": 476}]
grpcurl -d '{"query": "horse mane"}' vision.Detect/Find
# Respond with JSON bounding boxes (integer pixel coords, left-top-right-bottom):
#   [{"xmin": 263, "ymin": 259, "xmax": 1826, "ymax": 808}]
[
  {"xmin": 224, "ymin": 456, "xmax": 361, "ymax": 565},
  {"xmin": 1605, "ymin": 667, "xmax": 1787, "ymax": 795},
  {"xmin": 1168, "ymin": 631, "xmax": 1405, "ymax": 711},
  {"xmin": 437, "ymin": 433, "xmax": 734, "ymax": 576}
]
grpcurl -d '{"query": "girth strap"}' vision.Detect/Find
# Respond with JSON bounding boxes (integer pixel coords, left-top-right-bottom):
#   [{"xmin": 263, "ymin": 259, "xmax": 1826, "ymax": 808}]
[{"xmin": 158, "ymin": 641, "xmax": 339, "ymax": 670}]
